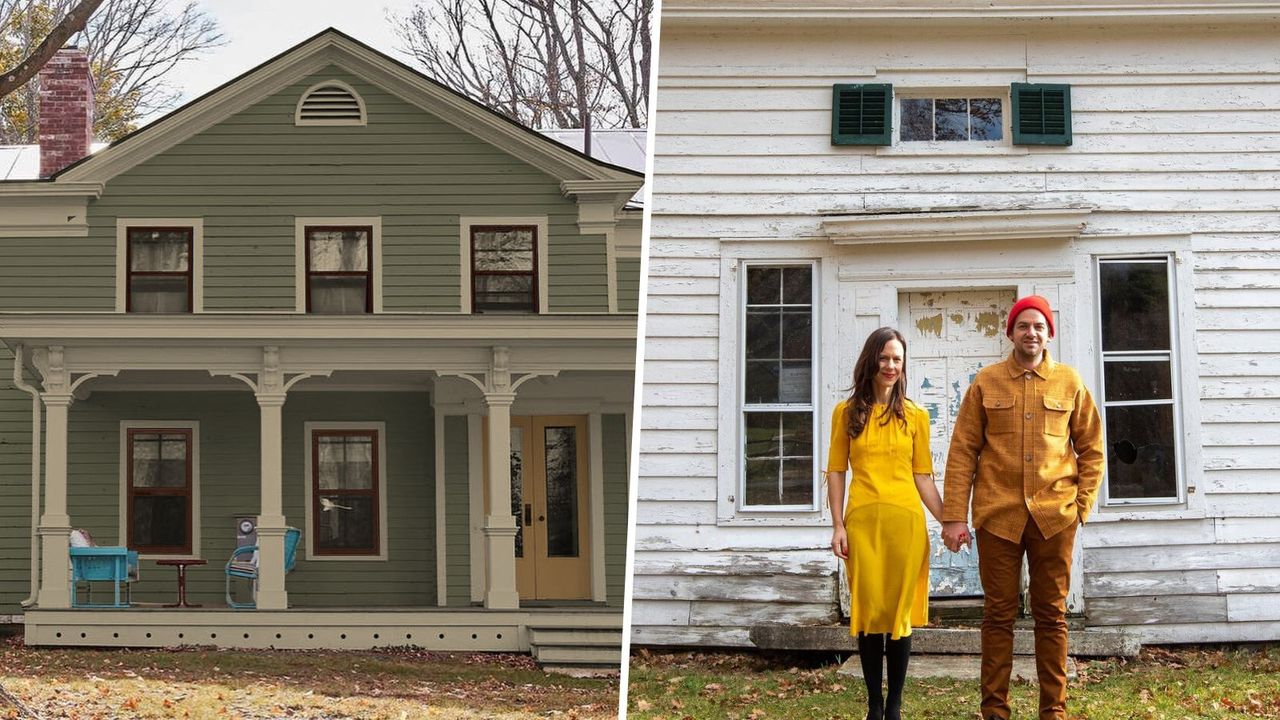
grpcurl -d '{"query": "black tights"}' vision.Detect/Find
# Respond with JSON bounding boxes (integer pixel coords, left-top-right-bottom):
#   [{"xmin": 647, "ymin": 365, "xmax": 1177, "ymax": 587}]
[{"xmin": 857, "ymin": 633, "xmax": 911, "ymax": 720}]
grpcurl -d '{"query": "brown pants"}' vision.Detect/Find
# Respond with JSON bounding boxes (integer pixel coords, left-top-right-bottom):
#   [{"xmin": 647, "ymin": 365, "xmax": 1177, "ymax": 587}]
[{"xmin": 977, "ymin": 520, "xmax": 1077, "ymax": 720}]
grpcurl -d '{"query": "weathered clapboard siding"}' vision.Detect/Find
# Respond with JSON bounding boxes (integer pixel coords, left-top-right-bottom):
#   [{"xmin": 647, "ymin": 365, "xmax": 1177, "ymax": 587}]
[
  {"xmin": 69, "ymin": 66, "xmax": 608, "ymax": 314},
  {"xmin": 637, "ymin": 11, "xmax": 1280, "ymax": 646}
]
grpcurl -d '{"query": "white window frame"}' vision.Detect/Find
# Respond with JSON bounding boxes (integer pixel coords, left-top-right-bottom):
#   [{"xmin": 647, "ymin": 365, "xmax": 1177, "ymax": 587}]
[
  {"xmin": 118, "ymin": 420, "xmax": 201, "ymax": 560},
  {"xmin": 302, "ymin": 421, "xmax": 389, "ymax": 561},
  {"xmin": 116, "ymin": 218, "xmax": 204, "ymax": 313},
  {"xmin": 294, "ymin": 217, "xmax": 383, "ymax": 313},
  {"xmin": 734, "ymin": 260, "xmax": 821, "ymax": 514},
  {"xmin": 458, "ymin": 216, "xmax": 550, "ymax": 314},
  {"xmin": 1094, "ymin": 254, "xmax": 1187, "ymax": 507}
]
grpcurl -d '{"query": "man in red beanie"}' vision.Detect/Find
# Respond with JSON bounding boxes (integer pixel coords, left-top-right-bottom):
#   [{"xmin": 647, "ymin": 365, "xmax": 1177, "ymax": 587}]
[{"xmin": 940, "ymin": 295, "xmax": 1104, "ymax": 720}]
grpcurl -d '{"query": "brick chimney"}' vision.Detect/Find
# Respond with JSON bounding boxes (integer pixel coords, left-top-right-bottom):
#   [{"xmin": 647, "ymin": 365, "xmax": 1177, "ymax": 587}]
[{"xmin": 38, "ymin": 47, "xmax": 95, "ymax": 178}]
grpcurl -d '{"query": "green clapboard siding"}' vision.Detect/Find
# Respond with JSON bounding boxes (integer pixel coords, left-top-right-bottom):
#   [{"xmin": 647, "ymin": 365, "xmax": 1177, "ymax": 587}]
[
  {"xmin": 443, "ymin": 415, "xmax": 473, "ymax": 607},
  {"xmin": 602, "ymin": 414, "xmax": 629, "ymax": 607},
  {"xmin": 0, "ymin": 348, "xmax": 37, "ymax": 612},
  {"xmin": 616, "ymin": 257, "xmax": 640, "ymax": 313},
  {"xmin": 53, "ymin": 390, "xmax": 434, "ymax": 608},
  {"xmin": 72, "ymin": 65, "xmax": 608, "ymax": 312}
]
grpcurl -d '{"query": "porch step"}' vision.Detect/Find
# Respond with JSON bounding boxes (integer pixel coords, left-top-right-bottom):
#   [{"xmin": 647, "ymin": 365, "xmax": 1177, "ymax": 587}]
[
  {"xmin": 750, "ymin": 625, "xmax": 1140, "ymax": 657},
  {"xmin": 529, "ymin": 626, "xmax": 623, "ymax": 675}
]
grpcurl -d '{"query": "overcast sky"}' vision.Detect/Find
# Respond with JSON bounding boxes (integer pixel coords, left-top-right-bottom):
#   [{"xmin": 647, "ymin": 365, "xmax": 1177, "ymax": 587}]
[{"xmin": 156, "ymin": 1, "xmax": 422, "ymax": 120}]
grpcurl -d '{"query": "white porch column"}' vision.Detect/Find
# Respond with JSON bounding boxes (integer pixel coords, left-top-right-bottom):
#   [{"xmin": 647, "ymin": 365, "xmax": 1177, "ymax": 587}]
[
  {"xmin": 481, "ymin": 346, "xmax": 520, "ymax": 609},
  {"xmin": 483, "ymin": 387, "xmax": 520, "ymax": 609},
  {"xmin": 36, "ymin": 391, "xmax": 73, "ymax": 609},
  {"xmin": 255, "ymin": 390, "xmax": 289, "ymax": 610}
]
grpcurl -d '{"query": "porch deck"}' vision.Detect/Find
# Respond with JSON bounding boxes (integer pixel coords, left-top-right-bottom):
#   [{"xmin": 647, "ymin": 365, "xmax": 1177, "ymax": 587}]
[{"xmin": 23, "ymin": 606, "xmax": 622, "ymax": 654}]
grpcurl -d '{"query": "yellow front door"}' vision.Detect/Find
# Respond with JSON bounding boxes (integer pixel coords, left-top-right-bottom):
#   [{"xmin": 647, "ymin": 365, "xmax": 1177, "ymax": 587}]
[{"xmin": 489, "ymin": 415, "xmax": 591, "ymax": 601}]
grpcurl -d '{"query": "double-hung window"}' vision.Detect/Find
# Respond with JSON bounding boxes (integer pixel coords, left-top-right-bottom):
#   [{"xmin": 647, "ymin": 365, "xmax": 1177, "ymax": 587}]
[
  {"xmin": 310, "ymin": 428, "xmax": 382, "ymax": 556},
  {"xmin": 127, "ymin": 228, "xmax": 192, "ymax": 313},
  {"xmin": 126, "ymin": 427, "xmax": 194, "ymax": 555},
  {"xmin": 305, "ymin": 226, "xmax": 372, "ymax": 313},
  {"xmin": 471, "ymin": 225, "xmax": 538, "ymax": 312},
  {"xmin": 1096, "ymin": 256, "xmax": 1182, "ymax": 504},
  {"xmin": 741, "ymin": 263, "xmax": 817, "ymax": 510}
]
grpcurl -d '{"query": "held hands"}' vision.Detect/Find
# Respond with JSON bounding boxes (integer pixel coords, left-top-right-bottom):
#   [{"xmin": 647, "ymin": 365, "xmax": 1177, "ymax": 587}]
[
  {"xmin": 941, "ymin": 521, "xmax": 973, "ymax": 553},
  {"xmin": 831, "ymin": 525, "xmax": 849, "ymax": 560}
]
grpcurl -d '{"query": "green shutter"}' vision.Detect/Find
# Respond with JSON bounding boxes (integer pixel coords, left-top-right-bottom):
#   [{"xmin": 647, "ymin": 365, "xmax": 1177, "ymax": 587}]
[
  {"xmin": 1011, "ymin": 83, "xmax": 1072, "ymax": 146},
  {"xmin": 831, "ymin": 84, "xmax": 892, "ymax": 146}
]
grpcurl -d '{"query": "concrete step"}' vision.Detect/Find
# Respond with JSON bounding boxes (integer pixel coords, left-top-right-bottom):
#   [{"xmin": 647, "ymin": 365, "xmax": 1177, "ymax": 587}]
[
  {"xmin": 751, "ymin": 625, "xmax": 1139, "ymax": 657},
  {"xmin": 838, "ymin": 653, "xmax": 1078, "ymax": 680},
  {"xmin": 534, "ymin": 644, "xmax": 622, "ymax": 665},
  {"xmin": 528, "ymin": 625, "xmax": 623, "ymax": 674}
]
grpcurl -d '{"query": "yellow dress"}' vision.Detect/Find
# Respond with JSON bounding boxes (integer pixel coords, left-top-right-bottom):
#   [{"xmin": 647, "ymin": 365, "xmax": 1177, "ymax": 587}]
[{"xmin": 827, "ymin": 399, "xmax": 933, "ymax": 640}]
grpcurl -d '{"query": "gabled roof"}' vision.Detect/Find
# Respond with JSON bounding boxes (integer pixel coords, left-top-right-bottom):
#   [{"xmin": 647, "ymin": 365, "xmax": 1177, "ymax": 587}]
[{"xmin": 26, "ymin": 28, "xmax": 642, "ymax": 187}]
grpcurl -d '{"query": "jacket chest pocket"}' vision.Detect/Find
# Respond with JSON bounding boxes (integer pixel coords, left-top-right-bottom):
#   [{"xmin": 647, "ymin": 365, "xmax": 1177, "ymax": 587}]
[
  {"xmin": 983, "ymin": 395, "xmax": 1017, "ymax": 434},
  {"xmin": 1043, "ymin": 396, "xmax": 1073, "ymax": 436}
]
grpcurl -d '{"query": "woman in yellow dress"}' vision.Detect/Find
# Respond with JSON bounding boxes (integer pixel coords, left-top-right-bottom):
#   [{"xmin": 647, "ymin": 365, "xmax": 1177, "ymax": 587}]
[{"xmin": 826, "ymin": 327, "xmax": 958, "ymax": 720}]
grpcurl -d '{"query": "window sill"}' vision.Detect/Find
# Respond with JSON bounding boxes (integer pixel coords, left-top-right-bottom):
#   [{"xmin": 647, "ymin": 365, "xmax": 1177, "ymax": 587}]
[
  {"xmin": 1088, "ymin": 504, "xmax": 1202, "ymax": 523},
  {"xmin": 875, "ymin": 143, "xmax": 1029, "ymax": 157}
]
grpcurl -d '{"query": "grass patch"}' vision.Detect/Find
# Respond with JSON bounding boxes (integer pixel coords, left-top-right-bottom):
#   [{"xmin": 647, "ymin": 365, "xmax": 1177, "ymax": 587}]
[
  {"xmin": 627, "ymin": 646, "xmax": 1280, "ymax": 719},
  {"xmin": 0, "ymin": 636, "xmax": 617, "ymax": 718}
]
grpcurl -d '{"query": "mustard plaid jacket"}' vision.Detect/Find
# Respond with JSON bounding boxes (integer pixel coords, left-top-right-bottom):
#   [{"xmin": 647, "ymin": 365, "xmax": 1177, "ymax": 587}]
[{"xmin": 942, "ymin": 351, "xmax": 1106, "ymax": 542}]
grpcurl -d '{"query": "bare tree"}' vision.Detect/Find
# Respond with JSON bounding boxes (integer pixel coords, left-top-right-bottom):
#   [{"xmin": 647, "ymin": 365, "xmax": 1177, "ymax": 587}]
[
  {"xmin": 0, "ymin": 0, "xmax": 223, "ymax": 143},
  {"xmin": 389, "ymin": 0, "xmax": 651, "ymax": 134},
  {"xmin": 0, "ymin": 0, "xmax": 102, "ymax": 98}
]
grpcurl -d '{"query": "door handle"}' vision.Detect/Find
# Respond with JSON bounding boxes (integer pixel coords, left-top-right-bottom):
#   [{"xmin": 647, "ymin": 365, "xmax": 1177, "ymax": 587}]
[
  {"xmin": 524, "ymin": 504, "xmax": 532, "ymax": 526},
  {"xmin": 538, "ymin": 515, "xmax": 545, "ymax": 522}
]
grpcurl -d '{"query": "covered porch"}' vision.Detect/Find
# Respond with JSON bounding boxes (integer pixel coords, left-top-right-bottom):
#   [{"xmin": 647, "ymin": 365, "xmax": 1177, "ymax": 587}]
[{"xmin": 0, "ymin": 314, "xmax": 633, "ymax": 658}]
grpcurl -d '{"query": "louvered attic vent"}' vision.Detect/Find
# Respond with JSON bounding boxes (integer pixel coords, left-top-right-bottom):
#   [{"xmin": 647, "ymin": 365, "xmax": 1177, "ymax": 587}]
[
  {"xmin": 295, "ymin": 81, "xmax": 367, "ymax": 126},
  {"xmin": 831, "ymin": 84, "xmax": 892, "ymax": 146},
  {"xmin": 1011, "ymin": 83, "xmax": 1071, "ymax": 146}
]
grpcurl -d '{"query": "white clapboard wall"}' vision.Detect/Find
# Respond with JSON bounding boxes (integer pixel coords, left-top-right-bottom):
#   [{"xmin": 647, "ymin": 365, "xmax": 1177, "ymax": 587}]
[{"xmin": 636, "ymin": 9, "xmax": 1280, "ymax": 647}]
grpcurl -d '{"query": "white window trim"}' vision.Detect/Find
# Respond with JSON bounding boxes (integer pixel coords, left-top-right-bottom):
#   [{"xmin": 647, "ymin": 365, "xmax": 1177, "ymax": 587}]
[
  {"xmin": 1093, "ymin": 253, "xmax": 1189, "ymax": 509},
  {"xmin": 727, "ymin": 259, "xmax": 822, "ymax": 516},
  {"xmin": 878, "ymin": 86, "xmax": 1024, "ymax": 156},
  {"xmin": 294, "ymin": 217, "xmax": 383, "ymax": 313},
  {"xmin": 116, "ymin": 219, "xmax": 204, "ymax": 313},
  {"xmin": 294, "ymin": 79, "xmax": 367, "ymax": 127},
  {"xmin": 459, "ymin": 216, "xmax": 550, "ymax": 314},
  {"xmin": 302, "ymin": 421, "xmax": 389, "ymax": 561},
  {"xmin": 118, "ymin": 420, "xmax": 201, "ymax": 560}
]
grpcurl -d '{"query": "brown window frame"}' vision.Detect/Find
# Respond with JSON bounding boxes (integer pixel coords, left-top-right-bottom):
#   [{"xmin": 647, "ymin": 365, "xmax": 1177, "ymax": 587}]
[
  {"xmin": 304, "ymin": 225, "xmax": 373, "ymax": 314},
  {"xmin": 310, "ymin": 428, "xmax": 381, "ymax": 556},
  {"xmin": 470, "ymin": 224, "xmax": 539, "ymax": 314},
  {"xmin": 126, "ymin": 427, "xmax": 194, "ymax": 555},
  {"xmin": 126, "ymin": 227, "xmax": 194, "ymax": 313}
]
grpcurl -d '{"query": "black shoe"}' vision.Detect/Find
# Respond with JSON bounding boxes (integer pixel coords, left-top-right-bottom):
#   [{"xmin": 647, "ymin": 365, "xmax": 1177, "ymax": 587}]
[{"xmin": 865, "ymin": 709, "xmax": 883, "ymax": 720}]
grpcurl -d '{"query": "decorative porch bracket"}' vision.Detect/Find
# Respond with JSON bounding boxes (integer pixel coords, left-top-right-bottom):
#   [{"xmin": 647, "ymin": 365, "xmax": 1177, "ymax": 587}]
[
  {"xmin": 440, "ymin": 346, "xmax": 559, "ymax": 609},
  {"xmin": 561, "ymin": 179, "xmax": 641, "ymax": 314},
  {"xmin": 212, "ymin": 347, "xmax": 332, "ymax": 610}
]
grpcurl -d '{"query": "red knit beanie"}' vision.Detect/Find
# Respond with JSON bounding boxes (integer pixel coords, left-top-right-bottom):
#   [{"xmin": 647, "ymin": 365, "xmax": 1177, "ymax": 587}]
[{"xmin": 1006, "ymin": 295, "xmax": 1055, "ymax": 337}]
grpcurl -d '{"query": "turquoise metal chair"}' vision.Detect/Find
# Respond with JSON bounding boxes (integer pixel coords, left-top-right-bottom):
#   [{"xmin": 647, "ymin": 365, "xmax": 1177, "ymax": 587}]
[
  {"xmin": 225, "ymin": 527, "xmax": 301, "ymax": 609},
  {"xmin": 70, "ymin": 546, "xmax": 139, "ymax": 608}
]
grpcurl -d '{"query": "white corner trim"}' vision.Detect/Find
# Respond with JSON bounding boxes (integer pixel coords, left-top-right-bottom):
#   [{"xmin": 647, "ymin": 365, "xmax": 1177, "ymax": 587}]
[
  {"xmin": 294, "ymin": 217, "xmax": 383, "ymax": 313},
  {"xmin": 115, "ymin": 219, "xmax": 205, "ymax": 313},
  {"xmin": 588, "ymin": 412, "xmax": 607, "ymax": 602},
  {"xmin": 822, "ymin": 207, "xmax": 1093, "ymax": 246},
  {"xmin": 301, "ymin": 421, "xmax": 390, "ymax": 561},
  {"xmin": 467, "ymin": 413, "xmax": 484, "ymax": 603},
  {"xmin": 118, "ymin": 420, "xmax": 201, "ymax": 560},
  {"xmin": 434, "ymin": 406, "xmax": 447, "ymax": 607},
  {"xmin": 294, "ymin": 79, "xmax": 368, "ymax": 127},
  {"xmin": 458, "ymin": 216, "xmax": 550, "ymax": 314}
]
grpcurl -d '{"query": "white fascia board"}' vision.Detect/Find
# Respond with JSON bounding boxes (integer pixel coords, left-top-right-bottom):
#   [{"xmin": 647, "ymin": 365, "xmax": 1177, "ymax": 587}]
[
  {"xmin": 822, "ymin": 207, "xmax": 1092, "ymax": 246},
  {"xmin": 0, "ymin": 314, "xmax": 637, "ymax": 343},
  {"xmin": 661, "ymin": 0, "xmax": 1280, "ymax": 23}
]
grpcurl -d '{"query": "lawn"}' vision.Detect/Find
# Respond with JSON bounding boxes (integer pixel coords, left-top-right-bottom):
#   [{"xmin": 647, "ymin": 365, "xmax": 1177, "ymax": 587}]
[
  {"xmin": 0, "ymin": 635, "xmax": 618, "ymax": 719},
  {"xmin": 626, "ymin": 646, "xmax": 1280, "ymax": 719}
]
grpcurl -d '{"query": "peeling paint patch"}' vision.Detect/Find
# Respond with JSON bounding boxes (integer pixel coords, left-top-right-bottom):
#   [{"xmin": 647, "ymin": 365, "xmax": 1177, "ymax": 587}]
[
  {"xmin": 975, "ymin": 311, "xmax": 1002, "ymax": 337},
  {"xmin": 916, "ymin": 313, "xmax": 943, "ymax": 337},
  {"xmin": 950, "ymin": 313, "xmax": 965, "ymax": 326}
]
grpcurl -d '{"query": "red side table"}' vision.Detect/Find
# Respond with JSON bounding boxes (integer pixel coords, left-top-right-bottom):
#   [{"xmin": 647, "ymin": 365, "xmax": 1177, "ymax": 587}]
[{"xmin": 156, "ymin": 558, "xmax": 207, "ymax": 608}]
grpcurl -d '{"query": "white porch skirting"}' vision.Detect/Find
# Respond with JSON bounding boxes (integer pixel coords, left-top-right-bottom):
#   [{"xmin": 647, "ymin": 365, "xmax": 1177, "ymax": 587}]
[{"xmin": 24, "ymin": 607, "xmax": 620, "ymax": 652}]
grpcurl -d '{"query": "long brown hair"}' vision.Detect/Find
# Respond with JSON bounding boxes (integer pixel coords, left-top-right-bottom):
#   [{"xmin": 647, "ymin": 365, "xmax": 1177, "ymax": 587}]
[{"xmin": 845, "ymin": 327, "xmax": 909, "ymax": 439}]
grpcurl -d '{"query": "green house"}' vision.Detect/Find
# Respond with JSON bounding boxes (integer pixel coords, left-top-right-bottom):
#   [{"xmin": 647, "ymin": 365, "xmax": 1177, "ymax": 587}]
[{"xmin": 0, "ymin": 29, "xmax": 642, "ymax": 667}]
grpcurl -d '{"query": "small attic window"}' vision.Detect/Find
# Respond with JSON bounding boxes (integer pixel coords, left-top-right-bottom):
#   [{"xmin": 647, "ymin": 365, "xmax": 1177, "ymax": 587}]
[{"xmin": 296, "ymin": 80, "xmax": 367, "ymax": 126}]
